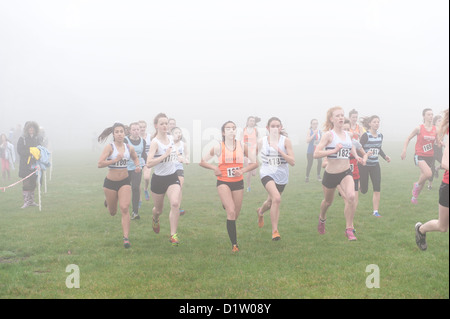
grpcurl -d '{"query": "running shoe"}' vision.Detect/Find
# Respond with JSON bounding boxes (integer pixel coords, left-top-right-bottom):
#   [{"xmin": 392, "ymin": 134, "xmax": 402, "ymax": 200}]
[
  {"xmin": 372, "ymin": 211, "xmax": 382, "ymax": 217},
  {"xmin": 123, "ymin": 237, "xmax": 131, "ymax": 249},
  {"xmin": 152, "ymin": 218, "xmax": 160, "ymax": 234},
  {"xmin": 317, "ymin": 175, "xmax": 322, "ymax": 182},
  {"xmin": 169, "ymin": 233, "xmax": 179, "ymax": 246},
  {"xmin": 318, "ymin": 218, "xmax": 326, "ymax": 235},
  {"xmin": 232, "ymin": 245, "xmax": 240, "ymax": 253},
  {"xmin": 415, "ymin": 222, "xmax": 427, "ymax": 251},
  {"xmin": 411, "ymin": 196, "xmax": 418, "ymax": 205},
  {"xmin": 179, "ymin": 208, "xmax": 185, "ymax": 216},
  {"xmin": 345, "ymin": 228, "xmax": 357, "ymax": 241},
  {"xmin": 145, "ymin": 190, "xmax": 150, "ymax": 201},
  {"xmin": 412, "ymin": 182, "xmax": 420, "ymax": 198},
  {"xmin": 272, "ymin": 230, "xmax": 281, "ymax": 241},
  {"xmin": 131, "ymin": 212, "xmax": 140, "ymax": 220},
  {"xmin": 257, "ymin": 208, "xmax": 264, "ymax": 228}
]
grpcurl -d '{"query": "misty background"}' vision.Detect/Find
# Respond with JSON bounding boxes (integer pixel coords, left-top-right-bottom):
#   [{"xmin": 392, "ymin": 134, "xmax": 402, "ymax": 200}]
[{"xmin": 0, "ymin": 0, "xmax": 448, "ymax": 154}]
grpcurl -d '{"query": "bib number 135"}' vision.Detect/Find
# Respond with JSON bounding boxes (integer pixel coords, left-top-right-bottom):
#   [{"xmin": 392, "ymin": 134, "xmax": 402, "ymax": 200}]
[{"xmin": 227, "ymin": 167, "xmax": 240, "ymax": 178}]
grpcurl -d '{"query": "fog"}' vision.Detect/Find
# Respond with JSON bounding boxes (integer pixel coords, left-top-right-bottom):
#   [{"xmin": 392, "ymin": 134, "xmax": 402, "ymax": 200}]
[{"xmin": 0, "ymin": 0, "xmax": 448, "ymax": 153}]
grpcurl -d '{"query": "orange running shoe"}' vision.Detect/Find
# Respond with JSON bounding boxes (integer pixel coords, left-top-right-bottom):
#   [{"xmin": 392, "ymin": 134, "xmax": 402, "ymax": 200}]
[
  {"xmin": 257, "ymin": 208, "xmax": 264, "ymax": 228},
  {"xmin": 232, "ymin": 245, "xmax": 239, "ymax": 253},
  {"xmin": 272, "ymin": 230, "xmax": 281, "ymax": 241}
]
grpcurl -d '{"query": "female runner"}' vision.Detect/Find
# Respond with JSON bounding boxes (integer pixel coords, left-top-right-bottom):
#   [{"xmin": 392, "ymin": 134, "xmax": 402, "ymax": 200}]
[
  {"xmin": 172, "ymin": 126, "xmax": 190, "ymax": 215},
  {"xmin": 98, "ymin": 122, "xmax": 141, "ymax": 249},
  {"xmin": 401, "ymin": 109, "xmax": 437, "ymax": 204},
  {"xmin": 146, "ymin": 113, "xmax": 182, "ymax": 246},
  {"xmin": 256, "ymin": 117, "xmax": 295, "ymax": 241},
  {"xmin": 242, "ymin": 116, "xmax": 260, "ymax": 192},
  {"xmin": 125, "ymin": 122, "xmax": 147, "ymax": 220},
  {"xmin": 359, "ymin": 115, "xmax": 391, "ymax": 217},
  {"xmin": 200, "ymin": 121, "xmax": 258, "ymax": 252},
  {"xmin": 415, "ymin": 109, "xmax": 449, "ymax": 250},
  {"xmin": 314, "ymin": 107, "xmax": 363, "ymax": 241}
]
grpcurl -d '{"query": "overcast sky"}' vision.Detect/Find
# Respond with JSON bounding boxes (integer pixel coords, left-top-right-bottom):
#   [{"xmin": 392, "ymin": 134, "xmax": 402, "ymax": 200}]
[{"xmin": 0, "ymin": 0, "xmax": 448, "ymax": 151}]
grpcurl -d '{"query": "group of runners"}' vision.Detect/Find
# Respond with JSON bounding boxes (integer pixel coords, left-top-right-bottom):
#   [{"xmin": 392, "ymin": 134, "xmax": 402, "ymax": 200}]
[{"xmin": 97, "ymin": 107, "xmax": 449, "ymax": 252}]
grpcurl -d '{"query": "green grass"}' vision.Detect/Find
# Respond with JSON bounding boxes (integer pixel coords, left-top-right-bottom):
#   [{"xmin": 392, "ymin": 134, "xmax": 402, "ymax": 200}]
[{"xmin": 0, "ymin": 143, "xmax": 448, "ymax": 299}]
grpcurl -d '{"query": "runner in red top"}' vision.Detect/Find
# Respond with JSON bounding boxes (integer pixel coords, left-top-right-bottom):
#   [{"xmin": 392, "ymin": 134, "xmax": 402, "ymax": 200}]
[
  {"xmin": 415, "ymin": 109, "xmax": 449, "ymax": 250},
  {"xmin": 401, "ymin": 108, "xmax": 437, "ymax": 204}
]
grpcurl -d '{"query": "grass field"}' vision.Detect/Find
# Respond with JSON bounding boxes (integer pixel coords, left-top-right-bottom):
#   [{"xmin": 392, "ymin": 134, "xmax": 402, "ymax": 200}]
[{"xmin": 0, "ymin": 143, "xmax": 448, "ymax": 299}]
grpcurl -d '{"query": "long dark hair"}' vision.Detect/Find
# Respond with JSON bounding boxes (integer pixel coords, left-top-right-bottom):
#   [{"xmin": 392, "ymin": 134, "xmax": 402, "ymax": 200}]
[
  {"xmin": 267, "ymin": 117, "xmax": 288, "ymax": 137},
  {"xmin": 422, "ymin": 108, "xmax": 433, "ymax": 123},
  {"xmin": 152, "ymin": 113, "xmax": 169, "ymax": 139},
  {"xmin": 98, "ymin": 122, "xmax": 126, "ymax": 143},
  {"xmin": 360, "ymin": 115, "xmax": 380, "ymax": 131},
  {"xmin": 221, "ymin": 121, "xmax": 236, "ymax": 142}
]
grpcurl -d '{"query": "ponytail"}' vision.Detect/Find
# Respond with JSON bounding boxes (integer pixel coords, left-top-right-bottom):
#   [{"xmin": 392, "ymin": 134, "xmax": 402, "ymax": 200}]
[
  {"xmin": 98, "ymin": 122, "xmax": 125, "ymax": 143},
  {"xmin": 360, "ymin": 115, "xmax": 380, "ymax": 131}
]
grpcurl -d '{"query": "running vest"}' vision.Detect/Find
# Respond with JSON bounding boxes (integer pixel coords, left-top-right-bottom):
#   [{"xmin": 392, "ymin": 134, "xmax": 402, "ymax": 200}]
[
  {"xmin": 350, "ymin": 139, "xmax": 362, "ymax": 179},
  {"xmin": 361, "ymin": 131, "xmax": 384, "ymax": 166},
  {"xmin": 243, "ymin": 127, "xmax": 258, "ymax": 151},
  {"xmin": 153, "ymin": 136, "xmax": 177, "ymax": 176},
  {"xmin": 125, "ymin": 136, "xmax": 145, "ymax": 170},
  {"xmin": 217, "ymin": 141, "xmax": 244, "ymax": 183},
  {"xmin": 326, "ymin": 130, "xmax": 353, "ymax": 160},
  {"xmin": 107, "ymin": 143, "xmax": 130, "ymax": 169},
  {"xmin": 260, "ymin": 135, "xmax": 289, "ymax": 185},
  {"xmin": 415, "ymin": 124, "xmax": 436, "ymax": 157},
  {"xmin": 174, "ymin": 140, "xmax": 185, "ymax": 171},
  {"xmin": 349, "ymin": 123, "xmax": 364, "ymax": 140}
]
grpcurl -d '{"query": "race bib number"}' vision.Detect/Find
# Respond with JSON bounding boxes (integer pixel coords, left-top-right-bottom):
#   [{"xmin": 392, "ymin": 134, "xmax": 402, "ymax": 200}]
[
  {"xmin": 336, "ymin": 148, "xmax": 351, "ymax": 159},
  {"xmin": 422, "ymin": 143, "xmax": 433, "ymax": 153},
  {"xmin": 268, "ymin": 157, "xmax": 281, "ymax": 167},
  {"xmin": 163, "ymin": 152, "xmax": 178, "ymax": 163},
  {"xmin": 113, "ymin": 158, "xmax": 128, "ymax": 167},
  {"xmin": 369, "ymin": 148, "xmax": 380, "ymax": 157},
  {"xmin": 227, "ymin": 167, "xmax": 240, "ymax": 178}
]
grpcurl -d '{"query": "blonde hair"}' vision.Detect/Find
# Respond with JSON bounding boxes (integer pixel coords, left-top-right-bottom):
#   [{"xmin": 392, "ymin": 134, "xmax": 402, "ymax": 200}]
[{"xmin": 323, "ymin": 106, "xmax": 344, "ymax": 131}]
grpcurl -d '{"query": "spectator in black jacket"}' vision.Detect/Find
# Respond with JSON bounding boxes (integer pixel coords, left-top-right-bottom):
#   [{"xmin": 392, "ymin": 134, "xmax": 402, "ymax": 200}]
[{"xmin": 17, "ymin": 121, "xmax": 42, "ymax": 208}]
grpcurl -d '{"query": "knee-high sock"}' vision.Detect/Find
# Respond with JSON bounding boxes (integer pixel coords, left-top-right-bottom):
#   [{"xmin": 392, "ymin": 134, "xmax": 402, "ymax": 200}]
[{"xmin": 227, "ymin": 220, "xmax": 237, "ymax": 246}]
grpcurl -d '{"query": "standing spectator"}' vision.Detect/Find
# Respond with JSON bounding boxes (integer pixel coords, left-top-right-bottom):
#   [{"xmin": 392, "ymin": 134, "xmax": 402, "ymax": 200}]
[
  {"xmin": 305, "ymin": 119, "xmax": 323, "ymax": 182},
  {"xmin": 1, "ymin": 133, "xmax": 16, "ymax": 181},
  {"xmin": 17, "ymin": 121, "xmax": 42, "ymax": 208}
]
